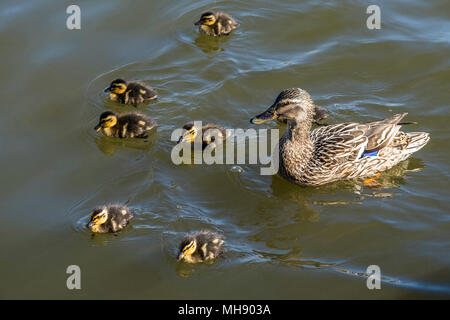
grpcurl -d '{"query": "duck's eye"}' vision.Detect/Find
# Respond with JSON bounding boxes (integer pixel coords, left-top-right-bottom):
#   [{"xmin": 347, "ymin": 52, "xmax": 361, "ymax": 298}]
[{"xmin": 277, "ymin": 102, "xmax": 290, "ymax": 109}]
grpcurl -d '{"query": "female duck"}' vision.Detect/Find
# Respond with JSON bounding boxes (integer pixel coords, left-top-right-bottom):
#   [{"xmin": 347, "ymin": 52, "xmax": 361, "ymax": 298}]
[
  {"xmin": 194, "ymin": 11, "xmax": 238, "ymax": 36},
  {"xmin": 87, "ymin": 204, "xmax": 134, "ymax": 233},
  {"xmin": 105, "ymin": 78, "xmax": 157, "ymax": 107},
  {"xmin": 250, "ymin": 88, "xmax": 430, "ymax": 186},
  {"xmin": 177, "ymin": 231, "xmax": 224, "ymax": 263},
  {"xmin": 94, "ymin": 111, "xmax": 156, "ymax": 138},
  {"xmin": 177, "ymin": 121, "xmax": 230, "ymax": 149}
]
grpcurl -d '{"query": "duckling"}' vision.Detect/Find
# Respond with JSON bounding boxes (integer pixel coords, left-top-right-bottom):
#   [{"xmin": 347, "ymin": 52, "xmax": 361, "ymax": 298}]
[
  {"xmin": 177, "ymin": 121, "xmax": 230, "ymax": 149},
  {"xmin": 177, "ymin": 231, "xmax": 225, "ymax": 263},
  {"xmin": 105, "ymin": 78, "xmax": 157, "ymax": 107},
  {"xmin": 86, "ymin": 204, "xmax": 134, "ymax": 233},
  {"xmin": 194, "ymin": 11, "xmax": 239, "ymax": 36},
  {"xmin": 94, "ymin": 111, "xmax": 156, "ymax": 138}
]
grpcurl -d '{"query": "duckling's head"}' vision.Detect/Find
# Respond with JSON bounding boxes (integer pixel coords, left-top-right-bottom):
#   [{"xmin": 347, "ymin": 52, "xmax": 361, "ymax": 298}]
[
  {"xmin": 177, "ymin": 237, "xmax": 197, "ymax": 261},
  {"xmin": 177, "ymin": 122, "xmax": 199, "ymax": 144},
  {"xmin": 194, "ymin": 11, "xmax": 217, "ymax": 26},
  {"xmin": 105, "ymin": 78, "xmax": 127, "ymax": 94},
  {"xmin": 94, "ymin": 111, "xmax": 118, "ymax": 132},
  {"xmin": 250, "ymin": 88, "xmax": 315, "ymax": 124},
  {"xmin": 87, "ymin": 207, "xmax": 109, "ymax": 232}
]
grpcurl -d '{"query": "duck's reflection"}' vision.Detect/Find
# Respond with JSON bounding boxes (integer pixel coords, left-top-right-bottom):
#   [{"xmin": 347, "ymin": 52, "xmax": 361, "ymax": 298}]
[
  {"xmin": 193, "ymin": 35, "xmax": 226, "ymax": 53},
  {"xmin": 94, "ymin": 133, "xmax": 156, "ymax": 155},
  {"xmin": 269, "ymin": 158, "xmax": 426, "ymax": 206}
]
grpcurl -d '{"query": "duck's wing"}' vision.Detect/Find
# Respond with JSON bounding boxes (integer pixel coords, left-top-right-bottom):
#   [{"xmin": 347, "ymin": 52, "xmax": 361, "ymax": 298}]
[
  {"xmin": 361, "ymin": 113, "xmax": 407, "ymax": 152},
  {"xmin": 310, "ymin": 122, "xmax": 368, "ymax": 167},
  {"xmin": 310, "ymin": 113, "xmax": 409, "ymax": 166}
]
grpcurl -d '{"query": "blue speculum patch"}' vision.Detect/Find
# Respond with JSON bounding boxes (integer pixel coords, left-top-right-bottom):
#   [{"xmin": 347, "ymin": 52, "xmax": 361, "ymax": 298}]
[{"xmin": 361, "ymin": 150, "xmax": 379, "ymax": 158}]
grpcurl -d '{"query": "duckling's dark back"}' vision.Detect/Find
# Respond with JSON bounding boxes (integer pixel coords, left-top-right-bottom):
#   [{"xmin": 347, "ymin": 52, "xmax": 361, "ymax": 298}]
[
  {"xmin": 127, "ymin": 81, "xmax": 157, "ymax": 100},
  {"xmin": 196, "ymin": 231, "xmax": 225, "ymax": 259},
  {"xmin": 118, "ymin": 113, "xmax": 156, "ymax": 138},
  {"xmin": 216, "ymin": 12, "xmax": 239, "ymax": 34},
  {"xmin": 103, "ymin": 205, "xmax": 133, "ymax": 232}
]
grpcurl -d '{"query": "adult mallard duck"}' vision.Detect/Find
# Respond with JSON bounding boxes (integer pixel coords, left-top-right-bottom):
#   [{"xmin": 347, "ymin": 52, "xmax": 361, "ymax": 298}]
[
  {"xmin": 250, "ymin": 88, "xmax": 430, "ymax": 186},
  {"xmin": 177, "ymin": 121, "xmax": 230, "ymax": 149},
  {"xmin": 177, "ymin": 231, "xmax": 224, "ymax": 263},
  {"xmin": 94, "ymin": 111, "xmax": 156, "ymax": 139},
  {"xmin": 194, "ymin": 11, "xmax": 238, "ymax": 36},
  {"xmin": 87, "ymin": 204, "xmax": 134, "ymax": 233},
  {"xmin": 105, "ymin": 78, "xmax": 157, "ymax": 107}
]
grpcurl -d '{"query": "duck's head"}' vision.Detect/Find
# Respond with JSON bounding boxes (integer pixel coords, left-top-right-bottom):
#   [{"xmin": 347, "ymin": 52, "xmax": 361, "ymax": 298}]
[
  {"xmin": 87, "ymin": 207, "xmax": 109, "ymax": 232},
  {"xmin": 250, "ymin": 88, "xmax": 315, "ymax": 124},
  {"xmin": 94, "ymin": 111, "xmax": 118, "ymax": 132},
  {"xmin": 177, "ymin": 122, "xmax": 199, "ymax": 144},
  {"xmin": 177, "ymin": 237, "xmax": 197, "ymax": 261},
  {"xmin": 105, "ymin": 78, "xmax": 127, "ymax": 94},
  {"xmin": 194, "ymin": 11, "xmax": 217, "ymax": 26}
]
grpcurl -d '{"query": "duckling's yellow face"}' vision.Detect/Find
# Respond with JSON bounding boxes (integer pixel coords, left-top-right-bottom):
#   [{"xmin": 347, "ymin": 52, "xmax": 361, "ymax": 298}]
[
  {"xmin": 87, "ymin": 209, "xmax": 108, "ymax": 232},
  {"xmin": 177, "ymin": 125, "xmax": 198, "ymax": 144},
  {"xmin": 178, "ymin": 240, "xmax": 197, "ymax": 261},
  {"xmin": 105, "ymin": 80, "xmax": 127, "ymax": 94},
  {"xmin": 195, "ymin": 13, "xmax": 216, "ymax": 26},
  {"xmin": 95, "ymin": 114, "xmax": 118, "ymax": 131}
]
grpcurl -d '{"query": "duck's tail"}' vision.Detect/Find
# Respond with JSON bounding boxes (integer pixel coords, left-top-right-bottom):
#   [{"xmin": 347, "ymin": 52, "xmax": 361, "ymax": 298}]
[{"xmin": 400, "ymin": 132, "xmax": 430, "ymax": 161}]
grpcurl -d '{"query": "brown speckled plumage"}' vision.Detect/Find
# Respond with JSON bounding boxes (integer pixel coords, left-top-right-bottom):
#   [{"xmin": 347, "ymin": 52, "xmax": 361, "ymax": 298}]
[{"xmin": 251, "ymin": 88, "xmax": 430, "ymax": 186}]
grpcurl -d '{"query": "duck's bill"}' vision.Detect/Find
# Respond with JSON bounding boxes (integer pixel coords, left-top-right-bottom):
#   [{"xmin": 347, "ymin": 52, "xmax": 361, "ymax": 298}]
[
  {"xmin": 177, "ymin": 253, "xmax": 184, "ymax": 261},
  {"xmin": 194, "ymin": 20, "xmax": 202, "ymax": 26},
  {"xmin": 104, "ymin": 86, "xmax": 111, "ymax": 92},
  {"xmin": 94, "ymin": 124, "xmax": 101, "ymax": 132},
  {"xmin": 87, "ymin": 221, "xmax": 94, "ymax": 228},
  {"xmin": 250, "ymin": 108, "xmax": 278, "ymax": 124}
]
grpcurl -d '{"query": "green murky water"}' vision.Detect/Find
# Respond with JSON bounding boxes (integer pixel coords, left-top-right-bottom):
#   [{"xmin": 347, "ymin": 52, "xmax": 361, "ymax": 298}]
[{"xmin": 0, "ymin": 0, "xmax": 449, "ymax": 299}]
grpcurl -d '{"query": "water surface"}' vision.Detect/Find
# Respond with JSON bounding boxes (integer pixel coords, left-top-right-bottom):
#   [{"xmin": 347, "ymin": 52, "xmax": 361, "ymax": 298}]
[{"xmin": 0, "ymin": 0, "xmax": 449, "ymax": 299}]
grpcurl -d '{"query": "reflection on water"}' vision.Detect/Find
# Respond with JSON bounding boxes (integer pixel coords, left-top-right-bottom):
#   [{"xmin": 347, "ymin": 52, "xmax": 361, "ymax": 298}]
[
  {"xmin": 194, "ymin": 35, "xmax": 227, "ymax": 53},
  {"xmin": 94, "ymin": 131, "xmax": 157, "ymax": 155}
]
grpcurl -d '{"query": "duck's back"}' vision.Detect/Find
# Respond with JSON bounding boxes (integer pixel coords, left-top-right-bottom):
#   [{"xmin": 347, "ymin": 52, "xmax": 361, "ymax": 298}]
[
  {"xmin": 216, "ymin": 12, "xmax": 239, "ymax": 35},
  {"xmin": 118, "ymin": 113, "xmax": 156, "ymax": 138},
  {"xmin": 127, "ymin": 81, "xmax": 157, "ymax": 100}
]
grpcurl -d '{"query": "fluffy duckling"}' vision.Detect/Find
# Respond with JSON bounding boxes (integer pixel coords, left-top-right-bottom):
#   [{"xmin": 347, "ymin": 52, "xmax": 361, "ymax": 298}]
[
  {"xmin": 87, "ymin": 204, "xmax": 134, "ymax": 233},
  {"xmin": 194, "ymin": 11, "xmax": 238, "ymax": 36},
  {"xmin": 105, "ymin": 78, "xmax": 157, "ymax": 107},
  {"xmin": 177, "ymin": 231, "xmax": 225, "ymax": 263},
  {"xmin": 94, "ymin": 111, "xmax": 156, "ymax": 138},
  {"xmin": 177, "ymin": 121, "xmax": 231, "ymax": 149}
]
